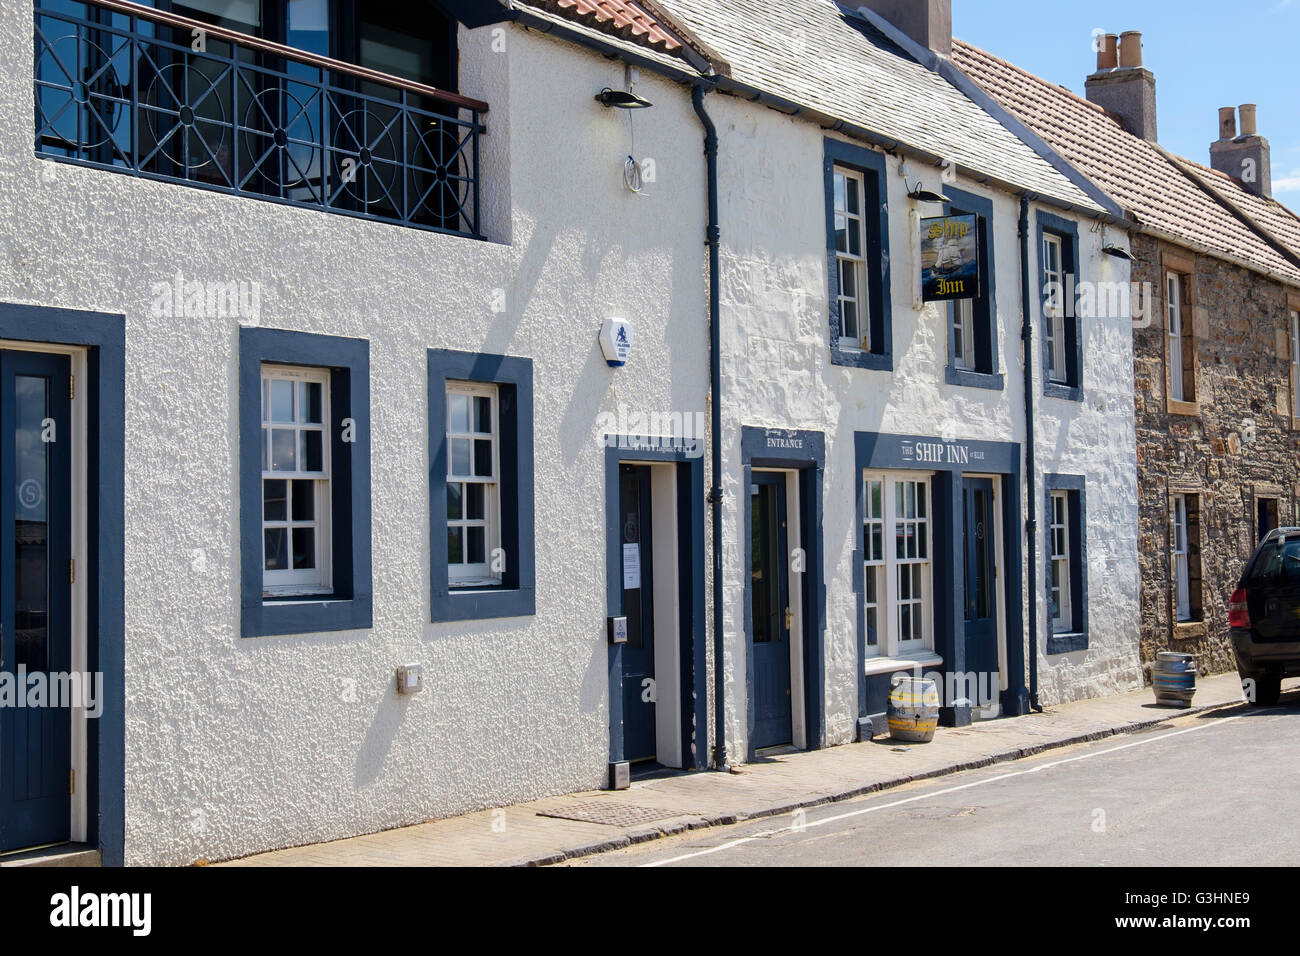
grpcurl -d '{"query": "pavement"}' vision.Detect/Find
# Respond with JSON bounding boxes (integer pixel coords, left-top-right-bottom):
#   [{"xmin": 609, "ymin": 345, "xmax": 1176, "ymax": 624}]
[{"xmin": 217, "ymin": 672, "xmax": 1263, "ymax": 867}]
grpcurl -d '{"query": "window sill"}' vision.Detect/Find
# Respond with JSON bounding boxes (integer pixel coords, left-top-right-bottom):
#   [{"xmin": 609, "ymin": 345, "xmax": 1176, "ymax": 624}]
[
  {"xmin": 946, "ymin": 366, "xmax": 1005, "ymax": 391},
  {"xmin": 1173, "ymin": 620, "xmax": 1206, "ymax": 640},
  {"xmin": 1167, "ymin": 398, "xmax": 1201, "ymax": 417},
  {"xmin": 1043, "ymin": 382, "xmax": 1083, "ymax": 403},
  {"xmin": 831, "ymin": 347, "xmax": 893, "ymax": 372},
  {"xmin": 1046, "ymin": 631, "xmax": 1088, "ymax": 655},
  {"xmin": 243, "ymin": 596, "xmax": 372, "ymax": 638},
  {"xmin": 863, "ymin": 651, "xmax": 944, "ymax": 677},
  {"xmin": 432, "ymin": 586, "xmax": 535, "ymax": 623}
]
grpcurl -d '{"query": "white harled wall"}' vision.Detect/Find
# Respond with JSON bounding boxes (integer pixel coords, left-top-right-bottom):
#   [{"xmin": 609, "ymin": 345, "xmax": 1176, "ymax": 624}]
[
  {"xmin": 0, "ymin": 6, "xmax": 709, "ymax": 865},
  {"xmin": 707, "ymin": 93, "xmax": 1142, "ymax": 758}
]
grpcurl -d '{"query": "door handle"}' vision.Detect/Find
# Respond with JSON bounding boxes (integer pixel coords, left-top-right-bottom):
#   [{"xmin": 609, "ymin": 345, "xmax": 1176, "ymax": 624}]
[{"xmin": 784, "ymin": 607, "xmax": 793, "ymax": 630}]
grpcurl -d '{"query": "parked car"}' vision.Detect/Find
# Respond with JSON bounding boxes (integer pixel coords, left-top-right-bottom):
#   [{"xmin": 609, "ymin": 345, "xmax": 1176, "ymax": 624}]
[{"xmin": 1229, "ymin": 528, "xmax": 1300, "ymax": 705}]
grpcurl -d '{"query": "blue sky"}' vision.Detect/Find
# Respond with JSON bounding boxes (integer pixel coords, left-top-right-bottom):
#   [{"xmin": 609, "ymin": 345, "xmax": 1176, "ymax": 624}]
[{"xmin": 951, "ymin": 0, "xmax": 1300, "ymax": 208}]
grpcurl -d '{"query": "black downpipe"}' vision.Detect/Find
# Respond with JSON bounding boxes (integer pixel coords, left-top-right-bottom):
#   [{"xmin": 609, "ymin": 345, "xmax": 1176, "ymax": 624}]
[
  {"xmin": 1019, "ymin": 196, "xmax": 1042, "ymax": 712},
  {"xmin": 692, "ymin": 83, "xmax": 728, "ymax": 769}
]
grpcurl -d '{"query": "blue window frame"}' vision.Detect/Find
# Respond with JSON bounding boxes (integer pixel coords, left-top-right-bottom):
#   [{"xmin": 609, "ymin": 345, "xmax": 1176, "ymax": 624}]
[
  {"xmin": 428, "ymin": 349, "xmax": 534, "ymax": 622},
  {"xmin": 943, "ymin": 187, "xmax": 1002, "ymax": 390},
  {"xmin": 824, "ymin": 138, "xmax": 892, "ymax": 370},
  {"xmin": 239, "ymin": 327, "xmax": 372, "ymax": 637},
  {"xmin": 1044, "ymin": 474, "xmax": 1087, "ymax": 654},
  {"xmin": 1036, "ymin": 211, "xmax": 1083, "ymax": 402}
]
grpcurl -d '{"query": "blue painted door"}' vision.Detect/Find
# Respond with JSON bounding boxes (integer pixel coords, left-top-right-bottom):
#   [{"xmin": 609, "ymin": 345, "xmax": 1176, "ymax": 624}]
[
  {"xmin": 751, "ymin": 473, "xmax": 792, "ymax": 749},
  {"xmin": 0, "ymin": 351, "xmax": 73, "ymax": 853},
  {"xmin": 962, "ymin": 478, "xmax": 999, "ymax": 697},
  {"xmin": 619, "ymin": 465, "xmax": 656, "ymax": 763}
]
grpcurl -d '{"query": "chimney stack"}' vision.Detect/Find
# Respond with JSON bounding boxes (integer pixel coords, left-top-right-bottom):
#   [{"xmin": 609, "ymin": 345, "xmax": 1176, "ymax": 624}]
[
  {"xmin": 1211, "ymin": 105, "xmax": 1272, "ymax": 198},
  {"xmin": 1085, "ymin": 30, "xmax": 1158, "ymax": 142},
  {"xmin": 857, "ymin": 0, "xmax": 952, "ymax": 57}
]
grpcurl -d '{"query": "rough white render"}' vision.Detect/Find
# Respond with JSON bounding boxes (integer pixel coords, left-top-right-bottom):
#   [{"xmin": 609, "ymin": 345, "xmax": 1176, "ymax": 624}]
[
  {"xmin": 708, "ymin": 95, "xmax": 1142, "ymax": 757},
  {"xmin": 0, "ymin": 0, "xmax": 1143, "ymax": 864},
  {"xmin": 1, "ymin": 10, "xmax": 709, "ymax": 865}
]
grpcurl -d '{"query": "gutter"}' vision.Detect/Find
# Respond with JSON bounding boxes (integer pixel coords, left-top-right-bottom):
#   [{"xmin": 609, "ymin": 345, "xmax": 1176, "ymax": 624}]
[
  {"xmin": 691, "ymin": 81, "xmax": 728, "ymax": 771},
  {"xmin": 1019, "ymin": 196, "xmax": 1042, "ymax": 713}
]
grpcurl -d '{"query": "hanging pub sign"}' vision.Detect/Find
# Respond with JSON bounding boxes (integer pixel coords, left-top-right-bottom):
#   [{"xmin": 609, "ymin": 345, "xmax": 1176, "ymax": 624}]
[{"xmin": 920, "ymin": 214, "xmax": 980, "ymax": 302}]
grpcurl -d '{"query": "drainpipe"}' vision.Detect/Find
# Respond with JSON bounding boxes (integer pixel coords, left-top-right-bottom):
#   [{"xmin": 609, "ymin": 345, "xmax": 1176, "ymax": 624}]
[
  {"xmin": 1019, "ymin": 196, "xmax": 1042, "ymax": 712},
  {"xmin": 692, "ymin": 81, "xmax": 728, "ymax": 770}
]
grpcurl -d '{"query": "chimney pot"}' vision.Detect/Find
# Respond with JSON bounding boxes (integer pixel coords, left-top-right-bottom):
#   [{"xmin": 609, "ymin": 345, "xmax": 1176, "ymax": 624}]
[
  {"xmin": 1119, "ymin": 31, "xmax": 1143, "ymax": 68},
  {"xmin": 1085, "ymin": 29, "xmax": 1157, "ymax": 141},
  {"xmin": 1210, "ymin": 104, "xmax": 1270, "ymax": 197},
  {"xmin": 1218, "ymin": 107, "xmax": 1237, "ymax": 141},
  {"xmin": 1239, "ymin": 103, "xmax": 1258, "ymax": 137},
  {"xmin": 1096, "ymin": 33, "xmax": 1118, "ymax": 70}
]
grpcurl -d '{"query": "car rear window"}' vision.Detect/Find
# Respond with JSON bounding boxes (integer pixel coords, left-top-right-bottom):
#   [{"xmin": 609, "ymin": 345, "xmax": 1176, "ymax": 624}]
[{"xmin": 1249, "ymin": 536, "xmax": 1300, "ymax": 584}]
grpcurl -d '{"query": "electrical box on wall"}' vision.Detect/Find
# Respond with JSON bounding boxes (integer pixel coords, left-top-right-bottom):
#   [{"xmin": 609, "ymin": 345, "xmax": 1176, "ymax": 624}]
[
  {"xmin": 608, "ymin": 616, "xmax": 628, "ymax": 645},
  {"xmin": 396, "ymin": 664, "xmax": 424, "ymax": 695}
]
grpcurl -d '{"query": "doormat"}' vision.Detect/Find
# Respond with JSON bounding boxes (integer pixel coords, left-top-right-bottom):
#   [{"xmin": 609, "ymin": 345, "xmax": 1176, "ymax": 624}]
[{"xmin": 536, "ymin": 801, "xmax": 692, "ymax": 828}]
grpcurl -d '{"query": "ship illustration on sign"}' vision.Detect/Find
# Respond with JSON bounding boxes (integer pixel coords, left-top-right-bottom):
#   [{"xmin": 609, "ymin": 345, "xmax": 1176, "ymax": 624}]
[{"xmin": 920, "ymin": 214, "xmax": 980, "ymax": 302}]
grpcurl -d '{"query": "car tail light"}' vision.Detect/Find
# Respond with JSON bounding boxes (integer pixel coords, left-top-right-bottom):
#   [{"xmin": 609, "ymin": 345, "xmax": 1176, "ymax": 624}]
[{"xmin": 1229, "ymin": 588, "xmax": 1251, "ymax": 629}]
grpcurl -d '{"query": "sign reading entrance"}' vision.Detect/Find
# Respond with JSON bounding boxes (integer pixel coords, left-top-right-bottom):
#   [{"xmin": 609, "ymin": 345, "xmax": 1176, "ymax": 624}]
[{"xmin": 920, "ymin": 214, "xmax": 980, "ymax": 302}]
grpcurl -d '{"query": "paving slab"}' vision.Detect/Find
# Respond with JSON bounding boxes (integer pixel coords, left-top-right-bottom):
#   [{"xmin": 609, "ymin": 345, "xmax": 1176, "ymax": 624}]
[{"xmin": 217, "ymin": 673, "xmax": 1262, "ymax": 867}]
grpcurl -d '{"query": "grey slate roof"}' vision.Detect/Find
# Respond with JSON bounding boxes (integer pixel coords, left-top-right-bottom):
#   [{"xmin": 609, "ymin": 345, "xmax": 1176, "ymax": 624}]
[
  {"xmin": 650, "ymin": 0, "xmax": 1103, "ymax": 212},
  {"xmin": 513, "ymin": 0, "xmax": 1105, "ymax": 214}
]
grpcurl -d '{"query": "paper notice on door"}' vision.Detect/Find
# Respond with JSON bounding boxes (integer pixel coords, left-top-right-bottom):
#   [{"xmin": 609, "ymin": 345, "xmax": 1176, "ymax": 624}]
[{"xmin": 623, "ymin": 543, "xmax": 641, "ymax": 590}]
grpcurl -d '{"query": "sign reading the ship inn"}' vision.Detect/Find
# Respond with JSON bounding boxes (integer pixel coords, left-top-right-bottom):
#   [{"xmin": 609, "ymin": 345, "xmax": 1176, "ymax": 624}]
[{"xmin": 920, "ymin": 214, "xmax": 980, "ymax": 302}]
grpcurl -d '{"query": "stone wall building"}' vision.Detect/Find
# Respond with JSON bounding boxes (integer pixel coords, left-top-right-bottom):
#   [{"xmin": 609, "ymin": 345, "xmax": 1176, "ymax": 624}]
[{"xmin": 956, "ymin": 32, "xmax": 1300, "ymax": 682}]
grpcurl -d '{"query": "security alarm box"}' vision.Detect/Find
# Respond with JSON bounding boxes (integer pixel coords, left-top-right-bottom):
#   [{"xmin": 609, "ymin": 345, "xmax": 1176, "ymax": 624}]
[
  {"xmin": 396, "ymin": 664, "xmax": 424, "ymax": 695},
  {"xmin": 608, "ymin": 616, "xmax": 628, "ymax": 645}
]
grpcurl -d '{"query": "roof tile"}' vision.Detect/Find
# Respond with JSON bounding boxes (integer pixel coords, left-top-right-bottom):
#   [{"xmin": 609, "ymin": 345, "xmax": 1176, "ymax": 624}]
[{"xmin": 951, "ymin": 39, "xmax": 1300, "ymax": 284}]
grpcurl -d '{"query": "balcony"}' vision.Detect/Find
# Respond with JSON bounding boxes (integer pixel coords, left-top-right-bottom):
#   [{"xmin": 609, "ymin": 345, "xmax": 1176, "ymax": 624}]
[{"xmin": 34, "ymin": 0, "xmax": 488, "ymax": 238}]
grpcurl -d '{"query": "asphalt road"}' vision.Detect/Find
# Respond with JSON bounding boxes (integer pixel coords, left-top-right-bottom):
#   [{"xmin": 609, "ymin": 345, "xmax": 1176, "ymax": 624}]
[{"xmin": 572, "ymin": 697, "xmax": 1300, "ymax": 867}]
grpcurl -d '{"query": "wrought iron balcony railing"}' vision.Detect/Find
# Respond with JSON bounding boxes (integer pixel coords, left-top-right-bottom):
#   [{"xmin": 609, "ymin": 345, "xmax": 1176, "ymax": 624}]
[{"xmin": 35, "ymin": 0, "xmax": 488, "ymax": 238}]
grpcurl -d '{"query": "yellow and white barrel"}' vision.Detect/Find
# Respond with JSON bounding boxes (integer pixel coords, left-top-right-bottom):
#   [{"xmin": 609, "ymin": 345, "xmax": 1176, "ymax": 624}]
[{"xmin": 887, "ymin": 675, "xmax": 941, "ymax": 743}]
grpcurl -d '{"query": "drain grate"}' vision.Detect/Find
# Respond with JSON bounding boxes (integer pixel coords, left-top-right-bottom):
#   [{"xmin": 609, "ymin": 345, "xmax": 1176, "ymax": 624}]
[{"xmin": 536, "ymin": 800, "xmax": 692, "ymax": 828}]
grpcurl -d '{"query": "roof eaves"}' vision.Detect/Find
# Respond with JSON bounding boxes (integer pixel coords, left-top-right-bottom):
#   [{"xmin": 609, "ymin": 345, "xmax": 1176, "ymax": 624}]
[{"xmin": 844, "ymin": 4, "xmax": 1127, "ymax": 224}]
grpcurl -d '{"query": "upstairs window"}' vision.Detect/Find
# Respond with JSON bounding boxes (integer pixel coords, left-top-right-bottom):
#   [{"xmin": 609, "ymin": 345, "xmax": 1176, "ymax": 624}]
[
  {"xmin": 944, "ymin": 189, "xmax": 1001, "ymax": 389},
  {"xmin": 1290, "ymin": 310, "xmax": 1299, "ymax": 418},
  {"xmin": 1042, "ymin": 234, "xmax": 1067, "ymax": 383},
  {"xmin": 824, "ymin": 139, "xmax": 891, "ymax": 371},
  {"xmin": 833, "ymin": 167, "xmax": 870, "ymax": 352},
  {"xmin": 35, "ymin": 0, "xmax": 482, "ymax": 236},
  {"xmin": 1037, "ymin": 213, "xmax": 1083, "ymax": 400},
  {"xmin": 1166, "ymin": 270, "xmax": 1196, "ymax": 404}
]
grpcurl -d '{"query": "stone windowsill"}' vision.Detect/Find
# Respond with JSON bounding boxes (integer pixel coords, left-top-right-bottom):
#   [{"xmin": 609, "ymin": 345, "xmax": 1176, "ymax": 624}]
[
  {"xmin": 1167, "ymin": 398, "xmax": 1200, "ymax": 417},
  {"xmin": 863, "ymin": 652, "xmax": 944, "ymax": 677},
  {"xmin": 1173, "ymin": 620, "xmax": 1207, "ymax": 640}
]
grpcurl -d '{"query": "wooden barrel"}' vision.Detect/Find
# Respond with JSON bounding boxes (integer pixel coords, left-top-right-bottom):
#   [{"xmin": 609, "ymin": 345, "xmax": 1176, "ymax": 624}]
[
  {"xmin": 888, "ymin": 675, "xmax": 941, "ymax": 743},
  {"xmin": 1153, "ymin": 651, "xmax": 1197, "ymax": 707}
]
